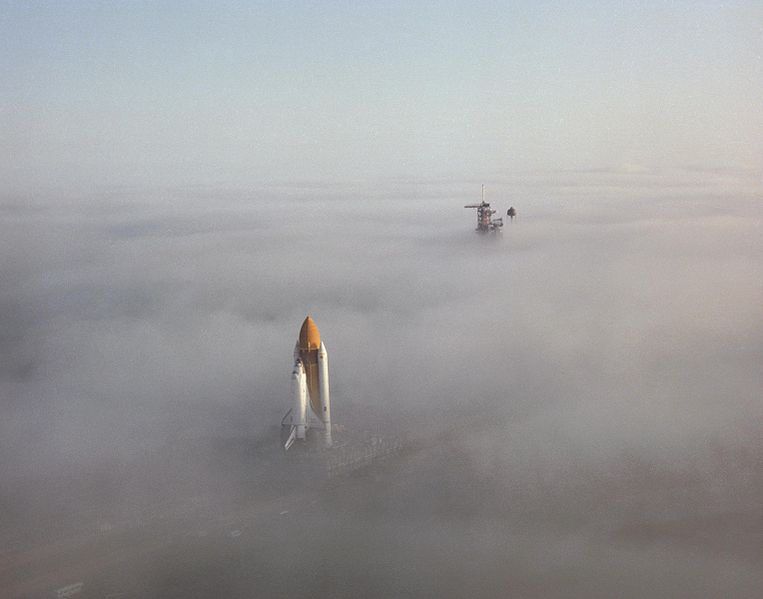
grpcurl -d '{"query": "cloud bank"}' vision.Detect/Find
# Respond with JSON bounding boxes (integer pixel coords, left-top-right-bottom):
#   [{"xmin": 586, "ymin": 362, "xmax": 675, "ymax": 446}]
[{"xmin": 1, "ymin": 167, "xmax": 761, "ymax": 597}]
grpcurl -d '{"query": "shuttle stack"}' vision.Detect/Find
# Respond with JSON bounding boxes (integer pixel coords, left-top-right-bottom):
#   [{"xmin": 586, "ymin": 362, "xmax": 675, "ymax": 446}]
[{"xmin": 284, "ymin": 316, "xmax": 332, "ymax": 450}]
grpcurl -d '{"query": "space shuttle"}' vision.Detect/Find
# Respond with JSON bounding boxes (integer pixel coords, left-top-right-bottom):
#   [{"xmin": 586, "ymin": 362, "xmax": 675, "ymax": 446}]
[{"xmin": 283, "ymin": 316, "xmax": 332, "ymax": 450}]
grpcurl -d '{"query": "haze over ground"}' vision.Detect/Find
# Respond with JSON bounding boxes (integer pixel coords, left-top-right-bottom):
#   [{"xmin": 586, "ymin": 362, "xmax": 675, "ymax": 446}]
[
  {"xmin": 2, "ymin": 2, "xmax": 762, "ymax": 598},
  {"xmin": 2, "ymin": 170, "xmax": 762, "ymax": 597}
]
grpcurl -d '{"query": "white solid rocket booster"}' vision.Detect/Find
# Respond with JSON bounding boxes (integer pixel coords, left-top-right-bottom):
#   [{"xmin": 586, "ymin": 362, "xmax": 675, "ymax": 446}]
[
  {"xmin": 318, "ymin": 341, "xmax": 332, "ymax": 446},
  {"xmin": 284, "ymin": 316, "xmax": 332, "ymax": 450}
]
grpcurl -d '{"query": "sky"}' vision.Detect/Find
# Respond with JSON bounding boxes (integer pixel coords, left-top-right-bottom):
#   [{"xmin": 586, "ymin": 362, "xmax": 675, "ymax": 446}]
[{"xmin": 2, "ymin": 1, "xmax": 762, "ymax": 190}]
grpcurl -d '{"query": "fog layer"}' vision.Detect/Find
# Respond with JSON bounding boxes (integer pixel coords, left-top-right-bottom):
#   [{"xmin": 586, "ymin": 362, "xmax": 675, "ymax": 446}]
[{"xmin": 2, "ymin": 168, "xmax": 761, "ymax": 598}]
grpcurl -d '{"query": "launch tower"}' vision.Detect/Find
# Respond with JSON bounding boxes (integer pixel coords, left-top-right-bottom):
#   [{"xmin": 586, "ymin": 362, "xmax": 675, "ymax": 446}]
[{"xmin": 465, "ymin": 185, "xmax": 503, "ymax": 233}]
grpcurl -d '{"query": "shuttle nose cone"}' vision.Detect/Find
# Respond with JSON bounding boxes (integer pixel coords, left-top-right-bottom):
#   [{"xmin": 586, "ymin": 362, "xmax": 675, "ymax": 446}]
[{"xmin": 298, "ymin": 315, "xmax": 321, "ymax": 350}]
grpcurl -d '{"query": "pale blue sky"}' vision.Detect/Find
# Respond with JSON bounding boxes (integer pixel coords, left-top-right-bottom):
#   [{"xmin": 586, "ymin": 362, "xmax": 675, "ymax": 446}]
[{"xmin": 2, "ymin": 1, "xmax": 761, "ymax": 190}]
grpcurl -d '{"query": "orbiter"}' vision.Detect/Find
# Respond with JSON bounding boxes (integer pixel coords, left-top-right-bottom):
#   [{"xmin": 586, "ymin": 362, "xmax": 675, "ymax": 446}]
[{"xmin": 283, "ymin": 316, "xmax": 332, "ymax": 450}]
